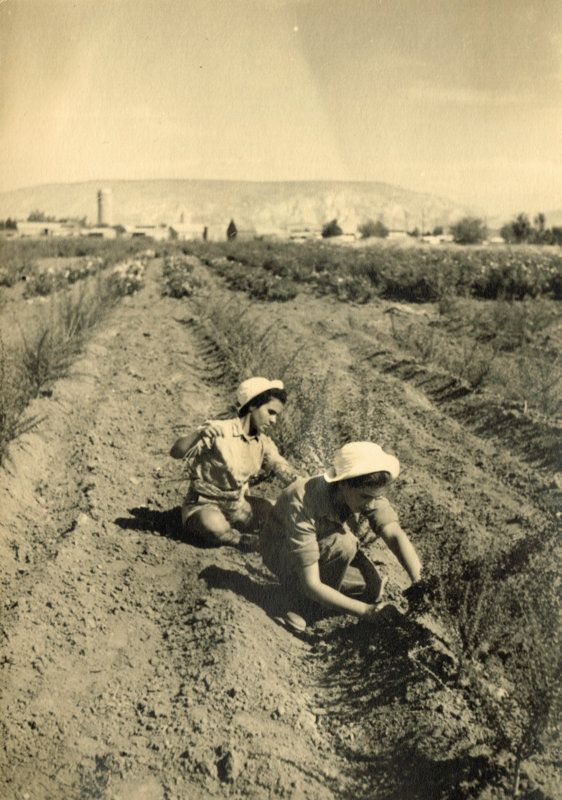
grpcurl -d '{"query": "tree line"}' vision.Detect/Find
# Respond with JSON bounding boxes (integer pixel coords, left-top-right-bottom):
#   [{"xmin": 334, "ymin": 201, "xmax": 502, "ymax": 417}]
[
  {"xmin": 2, "ymin": 209, "xmax": 561, "ymax": 247},
  {"xmin": 321, "ymin": 212, "xmax": 562, "ymax": 246}
]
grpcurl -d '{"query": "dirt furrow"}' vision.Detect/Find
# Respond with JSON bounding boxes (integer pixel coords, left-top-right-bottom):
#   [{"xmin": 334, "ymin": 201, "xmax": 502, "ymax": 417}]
[
  {"xmin": 0, "ymin": 260, "xmax": 366, "ymax": 799},
  {"xmin": 1, "ymin": 257, "xmax": 558, "ymax": 800}
]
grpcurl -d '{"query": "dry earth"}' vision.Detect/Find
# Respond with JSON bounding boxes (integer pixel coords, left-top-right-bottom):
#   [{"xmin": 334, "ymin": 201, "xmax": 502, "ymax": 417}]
[{"xmin": 0, "ymin": 257, "xmax": 559, "ymax": 800}]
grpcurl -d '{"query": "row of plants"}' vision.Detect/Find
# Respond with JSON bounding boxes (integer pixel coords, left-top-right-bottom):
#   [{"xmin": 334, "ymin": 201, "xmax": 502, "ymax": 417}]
[
  {"xmin": 181, "ymin": 239, "xmax": 562, "ymax": 303},
  {"xmin": 160, "ymin": 255, "xmax": 207, "ymax": 298},
  {"xmin": 388, "ymin": 296, "xmax": 561, "ymax": 417},
  {"xmin": 0, "ymin": 237, "xmax": 153, "ymax": 290},
  {"xmin": 22, "ymin": 256, "xmax": 106, "ymax": 297},
  {"xmin": 171, "ymin": 281, "xmax": 559, "ymax": 799},
  {"xmin": 0, "ymin": 259, "xmax": 147, "ymax": 465},
  {"xmin": 161, "ymin": 249, "xmax": 561, "ymax": 419},
  {"xmin": 19, "ymin": 254, "xmax": 149, "ymax": 298}
]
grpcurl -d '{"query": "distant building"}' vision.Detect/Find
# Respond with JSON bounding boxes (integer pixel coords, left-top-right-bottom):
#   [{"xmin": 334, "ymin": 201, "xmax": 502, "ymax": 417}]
[
  {"xmin": 254, "ymin": 228, "xmax": 286, "ymax": 240},
  {"xmin": 204, "ymin": 225, "xmax": 229, "ymax": 242},
  {"xmin": 169, "ymin": 223, "xmax": 205, "ymax": 241},
  {"xmin": 288, "ymin": 228, "xmax": 322, "ymax": 241},
  {"xmin": 234, "ymin": 228, "xmax": 258, "ymax": 241},
  {"xmin": 97, "ymin": 188, "xmax": 113, "ymax": 227},
  {"xmin": 420, "ymin": 233, "xmax": 454, "ymax": 244},
  {"xmin": 87, "ymin": 227, "xmax": 117, "ymax": 239},
  {"xmin": 17, "ymin": 221, "xmax": 80, "ymax": 238},
  {"xmin": 125, "ymin": 224, "xmax": 169, "ymax": 241}
]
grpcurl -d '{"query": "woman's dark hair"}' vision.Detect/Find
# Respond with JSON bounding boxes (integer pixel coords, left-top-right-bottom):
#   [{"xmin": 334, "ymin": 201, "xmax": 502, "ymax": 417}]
[
  {"xmin": 238, "ymin": 387, "xmax": 287, "ymax": 418},
  {"xmin": 342, "ymin": 471, "xmax": 392, "ymax": 490}
]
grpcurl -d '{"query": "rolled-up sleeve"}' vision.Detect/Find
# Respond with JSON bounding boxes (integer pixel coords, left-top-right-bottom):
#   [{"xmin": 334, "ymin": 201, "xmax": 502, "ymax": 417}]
[
  {"xmin": 184, "ymin": 423, "xmax": 217, "ymax": 462},
  {"xmin": 288, "ymin": 506, "xmax": 321, "ymax": 568}
]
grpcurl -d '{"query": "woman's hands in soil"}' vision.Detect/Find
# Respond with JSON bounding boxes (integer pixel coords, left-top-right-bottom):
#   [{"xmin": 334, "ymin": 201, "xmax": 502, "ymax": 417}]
[{"xmin": 361, "ymin": 600, "xmax": 390, "ymax": 621}]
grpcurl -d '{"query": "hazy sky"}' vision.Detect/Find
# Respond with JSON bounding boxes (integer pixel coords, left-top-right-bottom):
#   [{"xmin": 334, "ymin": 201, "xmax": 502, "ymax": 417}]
[{"xmin": 1, "ymin": 0, "xmax": 560, "ymax": 214}]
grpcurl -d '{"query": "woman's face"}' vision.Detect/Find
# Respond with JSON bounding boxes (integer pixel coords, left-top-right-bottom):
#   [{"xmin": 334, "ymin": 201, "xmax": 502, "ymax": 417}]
[
  {"xmin": 338, "ymin": 483, "xmax": 386, "ymax": 513},
  {"xmin": 249, "ymin": 398, "xmax": 285, "ymax": 435}
]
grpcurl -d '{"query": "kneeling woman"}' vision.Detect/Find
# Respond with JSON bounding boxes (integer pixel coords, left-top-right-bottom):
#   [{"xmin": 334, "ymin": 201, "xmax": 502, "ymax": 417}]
[
  {"xmin": 260, "ymin": 441, "xmax": 422, "ymax": 630},
  {"xmin": 171, "ymin": 377, "xmax": 297, "ymax": 548}
]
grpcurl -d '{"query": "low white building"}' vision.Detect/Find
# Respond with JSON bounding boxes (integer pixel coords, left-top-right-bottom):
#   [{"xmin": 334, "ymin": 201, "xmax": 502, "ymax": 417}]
[
  {"xmin": 169, "ymin": 223, "xmax": 205, "ymax": 241},
  {"xmin": 86, "ymin": 227, "xmax": 117, "ymax": 239},
  {"xmin": 127, "ymin": 225, "xmax": 169, "ymax": 241},
  {"xmin": 17, "ymin": 221, "xmax": 80, "ymax": 237}
]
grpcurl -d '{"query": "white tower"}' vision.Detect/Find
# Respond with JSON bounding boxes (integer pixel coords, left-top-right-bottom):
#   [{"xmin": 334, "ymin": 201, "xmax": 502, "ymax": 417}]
[{"xmin": 97, "ymin": 188, "xmax": 113, "ymax": 227}]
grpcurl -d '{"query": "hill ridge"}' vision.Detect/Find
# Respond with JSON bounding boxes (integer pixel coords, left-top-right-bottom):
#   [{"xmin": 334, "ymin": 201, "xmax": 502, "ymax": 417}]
[{"xmin": 0, "ymin": 178, "xmax": 475, "ymax": 231}]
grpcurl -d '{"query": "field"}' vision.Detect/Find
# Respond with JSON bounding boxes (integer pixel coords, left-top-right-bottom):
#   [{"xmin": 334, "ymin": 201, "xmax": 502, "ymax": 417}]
[{"xmin": 0, "ymin": 236, "xmax": 560, "ymax": 800}]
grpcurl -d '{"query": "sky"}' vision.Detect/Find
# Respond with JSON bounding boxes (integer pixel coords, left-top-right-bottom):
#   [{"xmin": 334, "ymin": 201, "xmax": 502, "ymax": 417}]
[{"xmin": 0, "ymin": 0, "xmax": 560, "ymax": 215}]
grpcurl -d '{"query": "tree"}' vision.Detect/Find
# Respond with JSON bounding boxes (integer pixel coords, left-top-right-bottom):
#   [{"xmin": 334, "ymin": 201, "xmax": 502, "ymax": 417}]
[
  {"xmin": 321, "ymin": 219, "xmax": 343, "ymax": 238},
  {"xmin": 27, "ymin": 210, "xmax": 55, "ymax": 222},
  {"xmin": 500, "ymin": 223, "xmax": 516, "ymax": 244},
  {"xmin": 450, "ymin": 216, "xmax": 488, "ymax": 244},
  {"xmin": 227, "ymin": 219, "xmax": 237, "ymax": 240},
  {"xmin": 433, "ymin": 225, "xmax": 444, "ymax": 236},
  {"xmin": 358, "ymin": 219, "xmax": 389, "ymax": 239},
  {"xmin": 511, "ymin": 213, "xmax": 532, "ymax": 243}
]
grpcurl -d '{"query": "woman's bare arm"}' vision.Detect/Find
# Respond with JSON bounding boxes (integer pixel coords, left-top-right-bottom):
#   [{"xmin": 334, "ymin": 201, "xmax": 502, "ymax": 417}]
[
  {"xmin": 170, "ymin": 430, "xmax": 200, "ymax": 459},
  {"xmin": 378, "ymin": 521, "xmax": 422, "ymax": 583}
]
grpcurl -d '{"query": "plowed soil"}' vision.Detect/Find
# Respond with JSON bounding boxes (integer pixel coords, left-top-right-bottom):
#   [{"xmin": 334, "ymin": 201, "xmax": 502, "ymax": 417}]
[{"xmin": 0, "ymin": 257, "xmax": 559, "ymax": 800}]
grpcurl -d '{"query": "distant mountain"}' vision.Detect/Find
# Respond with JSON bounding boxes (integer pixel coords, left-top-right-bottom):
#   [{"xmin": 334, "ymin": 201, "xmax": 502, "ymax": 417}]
[{"xmin": 0, "ymin": 178, "xmax": 478, "ymax": 232}]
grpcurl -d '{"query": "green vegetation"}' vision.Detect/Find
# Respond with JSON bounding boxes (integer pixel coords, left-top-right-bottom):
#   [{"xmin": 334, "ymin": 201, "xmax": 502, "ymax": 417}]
[
  {"xmin": 358, "ymin": 219, "xmax": 389, "ymax": 239},
  {"xmin": 0, "ymin": 236, "xmax": 152, "ymax": 290},
  {"xmin": 501, "ymin": 212, "xmax": 562, "ymax": 246},
  {"xmin": 321, "ymin": 219, "xmax": 343, "ymax": 238},
  {"xmin": 162, "ymin": 243, "xmax": 560, "ymax": 419},
  {"xmin": 0, "ymin": 259, "xmax": 146, "ymax": 464},
  {"xmin": 450, "ymin": 216, "xmax": 488, "ymax": 244},
  {"xmin": 180, "ymin": 239, "xmax": 561, "ymax": 304},
  {"xmin": 161, "ymin": 255, "xmax": 206, "ymax": 298},
  {"xmin": 389, "ymin": 296, "xmax": 561, "ymax": 415}
]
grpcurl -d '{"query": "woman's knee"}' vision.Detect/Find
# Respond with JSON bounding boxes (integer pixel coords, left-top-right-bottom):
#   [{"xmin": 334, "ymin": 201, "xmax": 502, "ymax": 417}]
[
  {"xmin": 186, "ymin": 506, "xmax": 237, "ymax": 545},
  {"xmin": 232, "ymin": 495, "xmax": 273, "ymax": 530},
  {"xmin": 320, "ymin": 531, "xmax": 358, "ymax": 564}
]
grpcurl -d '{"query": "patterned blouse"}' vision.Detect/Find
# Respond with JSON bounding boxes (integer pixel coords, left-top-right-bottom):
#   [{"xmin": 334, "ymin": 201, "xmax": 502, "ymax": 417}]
[{"xmin": 183, "ymin": 417, "xmax": 293, "ymax": 503}]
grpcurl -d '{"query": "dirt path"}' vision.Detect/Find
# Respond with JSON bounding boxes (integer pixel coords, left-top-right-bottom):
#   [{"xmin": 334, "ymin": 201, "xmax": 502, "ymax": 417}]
[
  {"xmin": 0, "ymin": 258, "xmax": 558, "ymax": 800},
  {"xmin": 0, "ymin": 260, "xmax": 396, "ymax": 800}
]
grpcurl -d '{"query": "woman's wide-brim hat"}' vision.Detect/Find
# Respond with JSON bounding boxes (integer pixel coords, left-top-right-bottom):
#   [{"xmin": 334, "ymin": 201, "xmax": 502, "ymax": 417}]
[
  {"xmin": 324, "ymin": 442, "xmax": 400, "ymax": 483},
  {"xmin": 236, "ymin": 377, "xmax": 284, "ymax": 409}
]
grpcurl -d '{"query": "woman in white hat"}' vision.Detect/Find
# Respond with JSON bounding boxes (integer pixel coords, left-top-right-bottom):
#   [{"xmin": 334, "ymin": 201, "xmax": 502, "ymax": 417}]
[
  {"xmin": 171, "ymin": 377, "xmax": 297, "ymax": 548},
  {"xmin": 260, "ymin": 442, "xmax": 422, "ymax": 631}
]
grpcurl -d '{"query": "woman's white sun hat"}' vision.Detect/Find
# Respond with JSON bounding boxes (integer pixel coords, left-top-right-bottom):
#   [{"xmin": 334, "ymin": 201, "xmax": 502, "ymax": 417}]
[
  {"xmin": 324, "ymin": 442, "xmax": 400, "ymax": 483},
  {"xmin": 236, "ymin": 377, "xmax": 284, "ymax": 410}
]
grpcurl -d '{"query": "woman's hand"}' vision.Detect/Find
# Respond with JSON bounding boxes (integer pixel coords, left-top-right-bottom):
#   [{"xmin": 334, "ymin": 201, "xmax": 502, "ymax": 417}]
[{"xmin": 361, "ymin": 600, "xmax": 389, "ymax": 621}]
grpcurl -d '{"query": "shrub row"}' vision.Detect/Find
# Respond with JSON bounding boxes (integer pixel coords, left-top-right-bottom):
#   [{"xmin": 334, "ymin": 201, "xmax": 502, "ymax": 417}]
[
  {"xmin": 0, "ymin": 258, "xmax": 147, "ymax": 465},
  {"xmin": 0, "ymin": 237, "xmax": 153, "ymax": 290},
  {"xmin": 183, "ymin": 240, "xmax": 562, "ymax": 303}
]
